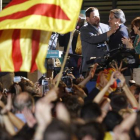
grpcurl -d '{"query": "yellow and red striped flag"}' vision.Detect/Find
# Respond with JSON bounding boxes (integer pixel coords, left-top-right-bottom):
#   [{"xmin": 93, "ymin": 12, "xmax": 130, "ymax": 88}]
[
  {"xmin": 0, "ymin": 0, "xmax": 82, "ymax": 33},
  {"xmin": 0, "ymin": 29, "xmax": 51, "ymax": 73},
  {"xmin": 0, "ymin": 0, "xmax": 83, "ymax": 73}
]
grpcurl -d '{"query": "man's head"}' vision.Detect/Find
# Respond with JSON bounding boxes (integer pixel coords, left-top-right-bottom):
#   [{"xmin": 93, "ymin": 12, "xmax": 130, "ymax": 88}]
[
  {"xmin": 13, "ymin": 92, "xmax": 34, "ymax": 113},
  {"xmin": 85, "ymin": 7, "xmax": 100, "ymax": 27},
  {"xmin": 109, "ymin": 9, "xmax": 126, "ymax": 27},
  {"xmin": 80, "ymin": 102, "xmax": 102, "ymax": 122},
  {"xmin": 43, "ymin": 119, "xmax": 71, "ymax": 140}
]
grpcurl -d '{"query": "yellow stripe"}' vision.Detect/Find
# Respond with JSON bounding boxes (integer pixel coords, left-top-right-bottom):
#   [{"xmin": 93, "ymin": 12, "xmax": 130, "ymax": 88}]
[
  {"xmin": 20, "ymin": 29, "xmax": 32, "ymax": 71},
  {"xmin": 0, "ymin": 30, "xmax": 14, "ymax": 71},
  {"xmin": 0, "ymin": 0, "xmax": 83, "ymax": 33},
  {"xmin": 0, "ymin": 0, "xmax": 82, "ymax": 17},
  {"xmin": 0, "ymin": 16, "xmax": 77, "ymax": 33},
  {"xmin": 0, "ymin": 0, "xmax": 55, "ymax": 17},
  {"xmin": 36, "ymin": 31, "xmax": 51, "ymax": 73}
]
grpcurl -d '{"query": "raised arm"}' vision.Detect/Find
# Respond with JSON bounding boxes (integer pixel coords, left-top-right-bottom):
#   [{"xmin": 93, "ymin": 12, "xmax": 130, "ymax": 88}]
[
  {"xmin": 116, "ymin": 72, "xmax": 139, "ymax": 108},
  {"xmin": 78, "ymin": 63, "xmax": 98, "ymax": 87},
  {"xmin": 93, "ymin": 71, "xmax": 116, "ymax": 104}
]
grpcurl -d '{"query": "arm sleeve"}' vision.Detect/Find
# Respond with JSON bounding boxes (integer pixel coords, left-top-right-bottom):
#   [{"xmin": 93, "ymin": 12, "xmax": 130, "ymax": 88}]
[{"xmin": 80, "ymin": 27, "xmax": 108, "ymax": 44}]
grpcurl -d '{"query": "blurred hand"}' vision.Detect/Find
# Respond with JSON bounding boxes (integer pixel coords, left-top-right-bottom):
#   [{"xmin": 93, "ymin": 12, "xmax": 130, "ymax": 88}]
[
  {"xmin": 111, "ymin": 22, "xmax": 119, "ymax": 33},
  {"xmin": 114, "ymin": 71, "xmax": 126, "ymax": 87},
  {"xmin": 108, "ymin": 71, "xmax": 117, "ymax": 86},
  {"xmin": 110, "ymin": 61, "xmax": 127, "ymax": 72},
  {"xmin": 98, "ymin": 71, "xmax": 108, "ymax": 88},
  {"xmin": 56, "ymin": 103, "xmax": 70, "ymax": 124},
  {"xmin": 89, "ymin": 63, "xmax": 98, "ymax": 79},
  {"xmin": 23, "ymin": 107, "xmax": 37, "ymax": 128}
]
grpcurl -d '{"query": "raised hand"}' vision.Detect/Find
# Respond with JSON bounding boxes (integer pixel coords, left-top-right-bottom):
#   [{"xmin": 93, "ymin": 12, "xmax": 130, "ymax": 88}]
[
  {"xmin": 114, "ymin": 71, "xmax": 126, "ymax": 87},
  {"xmin": 110, "ymin": 61, "xmax": 127, "ymax": 72},
  {"xmin": 22, "ymin": 107, "xmax": 37, "ymax": 128},
  {"xmin": 89, "ymin": 63, "xmax": 98, "ymax": 79},
  {"xmin": 56, "ymin": 102, "xmax": 70, "ymax": 124}
]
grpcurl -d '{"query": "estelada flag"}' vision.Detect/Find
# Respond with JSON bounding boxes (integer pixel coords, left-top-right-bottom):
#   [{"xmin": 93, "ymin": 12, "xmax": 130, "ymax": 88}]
[
  {"xmin": 0, "ymin": 0, "xmax": 83, "ymax": 73},
  {"xmin": 0, "ymin": 0, "xmax": 83, "ymax": 33}
]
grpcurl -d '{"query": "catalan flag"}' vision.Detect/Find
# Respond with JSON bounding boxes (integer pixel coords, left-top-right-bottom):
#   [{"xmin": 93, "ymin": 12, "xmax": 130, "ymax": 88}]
[
  {"xmin": 0, "ymin": 29, "xmax": 51, "ymax": 73},
  {"xmin": 0, "ymin": 0, "xmax": 82, "ymax": 33},
  {"xmin": 0, "ymin": 0, "xmax": 83, "ymax": 73}
]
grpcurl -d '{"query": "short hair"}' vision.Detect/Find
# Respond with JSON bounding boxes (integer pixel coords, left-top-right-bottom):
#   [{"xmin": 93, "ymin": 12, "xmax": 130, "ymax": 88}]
[
  {"xmin": 103, "ymin": 111, "xmax": 123, "ymax": 131},
  {"xmin": 85, "ymin": 7, "xmax": 99, "ymax": 17},
  {"xmin": 80, "ymin": 102, "xmax": 102, "ymax": 122},
  {"xmin": 110, "ymin": 94, "xmax": 128, "ymax": 112},
  {"xmin": 62, "ymin": 94, "xmax": 82, "ymax": 119},
  {"xmin": 110, "ymin": 9, "xmax": 126, "ymax": 23},
  {"xmin": 131, "ymin": 17, "xmax": 140, "ymax": 29},
  {"xmin": 77, "ymin": 121, "xmax": 105, "ymax": 140},
  {"xmin": 43, "ymin": 119, "xmax": 71, "ymax": 140},
  {"xmin": 13, "ymin": 92, "xmax": 34, "ymax": 112}
]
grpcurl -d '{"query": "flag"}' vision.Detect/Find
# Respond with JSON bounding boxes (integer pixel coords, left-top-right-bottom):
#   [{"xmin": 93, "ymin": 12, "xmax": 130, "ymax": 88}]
[
  {"xmin": 0, "ymin": 29, "xmax": 51, "ymax": 73},
  {"xmin": 0, "ymin": 0, "xmax": 83, "ymax": 33},
  {"xmin": 0, "ymin": 0, "xmax": 83, "ymax": 73}
]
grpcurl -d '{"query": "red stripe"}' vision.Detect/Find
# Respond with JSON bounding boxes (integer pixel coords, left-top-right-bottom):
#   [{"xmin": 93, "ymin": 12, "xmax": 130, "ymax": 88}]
[
  {"xmin": 0, "ymin": 30, "xmax": 3, "ymax": 71},
  {"xmin": 0, "ymin": 4, "xmax": 70, "ymax": 22},
  {"xmin": 12, "ymin": 29, "xmax": 23, "ymax": 72},
  {"xmin": 4, "ymin": 0, "xmax": 28, "ymax": 9},
  {"xmin": 30, "ymin": 30, "xmax": 40, "ymax": 72}
]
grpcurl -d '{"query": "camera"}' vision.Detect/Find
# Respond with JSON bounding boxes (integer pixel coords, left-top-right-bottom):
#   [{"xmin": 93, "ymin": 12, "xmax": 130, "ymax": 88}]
[
  {"xmin": 38, "ymin": 75, "xmax": 49, "ymax": 95},
  {"xmin": 61, "ymin": 67, "xmax": 74, "ymax": 88},
  {"xmin": 42, "ymin": 79, "xmax": 49, "ymax": 93}
]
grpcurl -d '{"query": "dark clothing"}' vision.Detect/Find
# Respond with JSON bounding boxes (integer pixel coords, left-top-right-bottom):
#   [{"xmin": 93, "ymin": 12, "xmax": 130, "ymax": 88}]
[
  {"xmin": 109, "ymin": 24, "xmax": 129, "ymax": 51},
  {"xmin": 0, "ymin": 72, "xmax": 9, "ymax": 77},
  {"xmin": 84, "ymin": 87, "xmax": 100, "ymax": 103},
  {"xmin": 58, "ymin": 31, "xmax": 79, "ymax": 54},
  {"xmin": 58, "ymin": 31, "xmax": 82, "ymax": 78},
  {"xmin": 80, "ymin": 23, "xmax": 110, "ymax": 72}
]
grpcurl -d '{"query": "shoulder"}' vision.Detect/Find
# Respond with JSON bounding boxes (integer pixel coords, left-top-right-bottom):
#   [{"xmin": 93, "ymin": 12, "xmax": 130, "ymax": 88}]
[
  {"xmin": 80, "ymin": 23, "xmax": 90, "ymax": 32},
  {"xmin": 119, "ymin": 24, "xmax": 129, "ymax": 37},
  {"xmin": 120, "ymin": 24, "xmax": 128, "ymax": 32}
]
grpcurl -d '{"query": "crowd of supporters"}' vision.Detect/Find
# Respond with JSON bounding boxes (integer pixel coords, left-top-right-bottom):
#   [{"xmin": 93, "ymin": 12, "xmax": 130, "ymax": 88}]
[{"xmin": 0, "ymin": 61, "xmax": 140, "ymax": 140}]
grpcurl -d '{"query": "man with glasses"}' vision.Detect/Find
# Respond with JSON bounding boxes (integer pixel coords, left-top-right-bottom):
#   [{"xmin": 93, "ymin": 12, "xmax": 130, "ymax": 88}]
[
  {"xmin": 108, "ymin": 9, "xmax": 129, "ymax": 51},
  {"xmin": 80, "ymin": 7, "xmax": 118, "ymax": 74}
]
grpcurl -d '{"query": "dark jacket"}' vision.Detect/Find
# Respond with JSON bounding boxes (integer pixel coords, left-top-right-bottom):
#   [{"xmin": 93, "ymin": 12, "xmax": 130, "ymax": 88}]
[
  {"xmin": 109, "ymin": 24, "xmax": 129, "ymax": 51},
  {"xmin": 80, "ymin": 23, "xmax": 110, "ymax": 72}
]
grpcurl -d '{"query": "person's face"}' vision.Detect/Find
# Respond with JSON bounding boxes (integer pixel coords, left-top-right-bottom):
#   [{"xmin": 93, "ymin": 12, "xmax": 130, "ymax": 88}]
[
  {"xmin": 108, "ymin": 12, "xmax": 120, "ymax": 27},
  {"xmin": 129, "ymin": 85, "xmax": 136, "ymax": 95},
  {"xmin": 133, "ymin": 25, "xmax": 140, "ymax": 34},
  {"xmin": 86, "ymin": 10, "xmax": 100, "ymax": 27}
]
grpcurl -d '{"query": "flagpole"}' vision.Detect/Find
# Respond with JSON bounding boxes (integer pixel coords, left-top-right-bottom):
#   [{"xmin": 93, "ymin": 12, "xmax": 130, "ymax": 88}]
[{"xmin": 55, "ymin": 30, "xmax": 75, "ymax": 88}]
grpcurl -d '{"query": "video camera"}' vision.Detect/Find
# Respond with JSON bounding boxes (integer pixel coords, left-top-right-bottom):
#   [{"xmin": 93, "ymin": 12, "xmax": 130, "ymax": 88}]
[{"xmin": 87, "ymin": 45, "xmax": 139, "ymax": 73}]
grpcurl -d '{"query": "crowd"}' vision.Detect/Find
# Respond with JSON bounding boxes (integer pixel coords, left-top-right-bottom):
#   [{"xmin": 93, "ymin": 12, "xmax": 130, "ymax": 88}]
[
  {"xmin": 0, "ymin": 6, "xmax": 140, "ymax": 140},
  {"xmin": 0, "ymin": 61, "xmax": 139, "ymax": 140}
]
